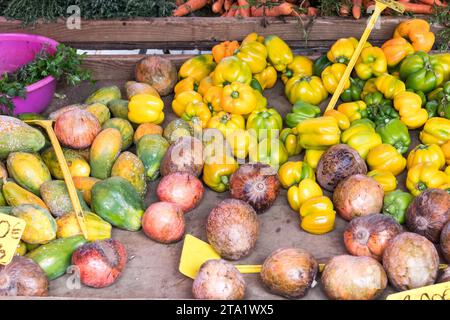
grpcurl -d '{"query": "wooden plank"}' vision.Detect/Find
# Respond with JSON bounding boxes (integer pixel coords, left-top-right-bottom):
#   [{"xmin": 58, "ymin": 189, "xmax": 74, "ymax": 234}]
[{"xmin": 0, "ymin": 16, "xmax": 444, "ymax": 50}]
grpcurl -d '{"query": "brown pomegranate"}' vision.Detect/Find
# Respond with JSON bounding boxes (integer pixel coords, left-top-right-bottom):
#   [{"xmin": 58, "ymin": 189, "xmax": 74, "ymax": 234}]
[
  {"xmin": 206, "ymin": 199, "xmax": 259, "ymax": 260},
  {"xmin": 229, "ymin": 163, "xmax": 280, "ymax": 214},
  {"xmin": 72, "ymin": 239, "xmax": 127, "ymax": 288},
  {"xmin": 54, "ymin": 108, "xmax": 101, "ymax": 149},
  {"xmin": 135, "ymin": 56, "xmax": 177, "ymax": 96},
  {"xmin": 142, "ymin": 202, "xmax": 185, "ymax": 244},
  {"xmin": 441, "ymin": 221, "xmax": 450, "ymax": 262},
  {"xmin": 406, "ymin": 188, "xmax": 450, "ymax": 243},
  {"xmin": 343, "ymin": 214, "xmax": 402, "ymax": 261},
  {"xmin": 192, "ymin": 259, "xmax": 245, "ymax": 300},
  {"xmin": 438, "ymin": 266, "xmax": 450, "ymax": 283},
  {"xmin": 0, "ymin": 256, "xmax": 48, "ymax": 296},
  {"xmin": 383, "ymin": 232, "xmax": 439, "ymax": 291},
  {"xmin": 160, "ymin": 136, "xmax": 204, "ymax": 177},
  {"xmin": 156, "ymin": 172, "xmax": 204, "ymax": 213},
  {"xmin": 260, "ymin": 248, "xmax": 318, "ymax": 299},
  {"xmin": 333, "ymin": 174, "xmax": 384, "ymax": 221},
  {"xmin": 316, "ymin": 144, "xmax": 367, "ymax": 192},
  {"xmin": 321, "ymin": 255, "xmax": 387, "ymax": 300},
  {"xmin": 48, "ymin": 104, "xmax": 84, "ymax": 120}
]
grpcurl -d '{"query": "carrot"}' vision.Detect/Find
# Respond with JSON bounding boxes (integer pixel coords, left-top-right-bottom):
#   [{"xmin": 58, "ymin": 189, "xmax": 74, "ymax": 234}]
[
  {"xmin": 339, "ymin": 4, "xmax": 350, "ymax": 16},
  {"xmin": 173, "ymin": 0, "xmax": 210, "ymax": 16},
  {"xmin": 176, "ymin": 0, "xmax": 185, "ymax": 6},
  {"xmin": 224, "ymin": 0, "xmax": 233, "ymax": 11},
  {"xmin": 402, "ymin": 2, "xmax": 434, "ymax": 13},
  {"xmin": 352, "ymin": 0, "xmax": 362, "ymax": 19},
  {"xmin": 238, "ymin": 0, "xmax": 251, "ymax": 17},
  {"xmin": 418, "ymin": 0, "xmax": 447, "ymax": 7},
  {"xmin": 251, "ymin": 2, "xmax": 295, "ymax": 16},
  {"xmin": 212, "ymin": 0, "xmax": 225, "ymax": 13},
  {"xmin": 308, "ymin": 6, "xmax": 318, "ymax": 16},
  {"xmin": 226, "ymin": 6, "xmax": 238, "ymax": 17}
]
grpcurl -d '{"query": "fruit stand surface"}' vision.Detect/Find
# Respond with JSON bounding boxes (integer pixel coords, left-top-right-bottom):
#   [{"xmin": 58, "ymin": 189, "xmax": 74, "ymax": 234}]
[{"xmin": 39, "ymin": 78, "xmax": 426, "ymax": 300}]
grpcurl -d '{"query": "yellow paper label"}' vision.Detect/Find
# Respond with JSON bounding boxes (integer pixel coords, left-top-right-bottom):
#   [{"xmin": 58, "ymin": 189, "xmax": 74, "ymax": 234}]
[
  {"xmin": 386, "ymin": 282, "xmax": 450, "ymax": 300},
  {"xmin": 0, "ymin": 213, "xmax": 26, "ymax": 265}
]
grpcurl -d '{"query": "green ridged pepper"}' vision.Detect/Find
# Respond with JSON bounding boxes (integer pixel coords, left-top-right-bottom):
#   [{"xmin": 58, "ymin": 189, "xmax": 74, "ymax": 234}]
[
  {"xmin": 313, "ymin": 54, "xmax": 332, "ymax": 77},
  {"xmin": 340, "ymin": 77, "xmax": 365, "ymax": 102},
  {"xmin": 246, "ymin": 107, "xmax": 283, "ymax": 141},
  {"xmin": 376, "ymin": 118, "xmax": 411, "ymax": 155},
  {"xmin": 382, "ymin": 189, "xmax": 414, "ymax": 224},
  {"xmin": 425, "ymin": 81, "xmax": 450, "ymax": 119},
  {"xmin": 364, "ymin": 92, "xmax": 399, "ymax": 126},
  {"xmin": 285, "ymin": 101, "xmax": 321, "ymax": 128}
]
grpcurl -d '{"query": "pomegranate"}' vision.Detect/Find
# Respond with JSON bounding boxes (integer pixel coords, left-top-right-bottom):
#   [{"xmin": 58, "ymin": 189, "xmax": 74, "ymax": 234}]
[{"xmin": 142, "ymin": 202, "xmax": 185, "ymax": 244}]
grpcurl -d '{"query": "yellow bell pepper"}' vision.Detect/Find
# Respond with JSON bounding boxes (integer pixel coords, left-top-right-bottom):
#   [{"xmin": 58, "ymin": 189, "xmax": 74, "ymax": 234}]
[
  {"xmin": 355, "ymin": 47, "xmax": 388, "ymax": 80},
  {"xmin": 287, "ymin": 179, "xmax": 323, "ymax": 212},
  {"xmin": 446, "ymin": 165, "xmax": 450, "ymax": 176},
  {"xmin": 248, "ymin": 138, "xmax": 288, "ymax": 169},
  {"xmin": 434, "ymin": 53, "xmax": 450, "ymax": 83},
  {"xmin": 407, "ymin": 144, "xmax": 445, "ymax": 170},
  {"xmin": 296, "ymin": 116, "xmax": 341, "ymax": 150},
  {"xmin": 235, "ymin": 40, "xmax": 268, "ymax": 74},
  {"xmin": 179, "ymin": 54, "xmax": 216, "ymax": 83},
  {"xmin": 254, "ymin": 89, "xmax": 268, "ymax": 111},
  {"xmin": 284, "ymin": 75, "xmax": 328, "ymax": 105},
  {"xmin": 281, "ymin": 56, "xmax": 313, "ymax": 84},
  {"xmin": 337, "ymin": 101, "xmax": 367, "ymax": 123},
  {"xmin": 128, "ymin": 93, "xmax": 164, "ymax": 124},
  {"xmin": 203, "ymin": 154, "xmax": 239, "ymax": 193},
  {"xmin": 212, "ymin": 56, "xmax": 252, "ymax": 86},
  {"xmin": 172, "ymin": 90, "xmax": 203, "ymax": 117},
  {"xmin": 279, "ymin": 127, "xmax": 302, "ymax": 157},
  {"xmin": 341, "ymin": 121, "xmax": 382, "ymax": 159},
  {"xmin": 361, "ymin": 78, "xmax": 378, "ymax": 99},
  {"xmin": 278, "ymin": 161, "xmax": 315, "ymax": 189},
  {"xmin": 226, "ymin": 129, "xmax": 255, "ymax": 159},
  {"xmin": 393, "ymin": 19, "xmax": 435, "ymax": 53},
  {"xmin": 393, "ymin": 91, "xmax": 428, "ymax": 129},
  {"xmin": 420, "ymin": 117, "xmax": 450, "ymax": 145},
  {"xmin": 180, "ymin": 101, "xmax": 211, "ymax": 129},
  {"xmin": 367, "ymin": 144, "xmax": 406, "ymax": 176},
  {"xmin": 323, "ymin": 109, "xmax": 350, "ymax": 131},
  {"xmin": 321, "ymin": 63, "xmax": 351, "ymax": 94},
  {"xmin": 327, "ymin": 37, "xmax": 371, "ymax": 64},
  {"xmin": 303, "ymin": 149, "xmax": 325, "ymax": 170},
  {"xmin": 406, "ymin": 162, "xmax": 449, "ymax": 196},
  {"xmin": 254, "ymin": 65, "xmax": 277, "ymax": 90},
  {"xmin": 222, "ymin": 82, "xmax": 257, "ymax": 115},
  {"xmin": 375, "ymin": 74, "xmax": 406, "ymax": 99},
  {"xmin": 300, "ymin": 196, "xmax": 335, "ymax": 235},
  {"xmin": 212, "ymin": 40, "xmax": 240, "ymax": 64},
  {"xmin": 243, "ymin": 32, "xmax": 264, "ymax": 44},
  {"xmin": 203, "ymin": 86, "xmax": 223, "ymax": 113},
  {"xmin": 367, "ymin": 170, "xmax": 397, "ymax": 192},
  {"xmin": 264, "ymin": 35, "xmax": 294, "ymax": 72},
  {"xmin": 441, "ymin": 140, "xmax": 450, "ymax": 165},
  {"xmin": 174, "ymin": 77, "xmax": 198, "ymax": 96},
  {"xmin": 197, "ymin": 75, "xmax": 214, "ymax": 96},
  {"xmin": 207, "ymin": 111, "xmax": 245, "ymax": 137}
]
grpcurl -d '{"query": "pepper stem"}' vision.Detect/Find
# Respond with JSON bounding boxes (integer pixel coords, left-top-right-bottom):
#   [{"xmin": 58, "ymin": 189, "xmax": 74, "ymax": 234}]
[
  {"xmin": 231, "ymin": 91, "xmax": 239, "ymax": 99},
  {"xmin": 417, "ymin": 181, "xmax": 427, "ymax": 191},
  {"xmin": 220, "ymin": 175, "xmax": 229, "ymax": 187}
]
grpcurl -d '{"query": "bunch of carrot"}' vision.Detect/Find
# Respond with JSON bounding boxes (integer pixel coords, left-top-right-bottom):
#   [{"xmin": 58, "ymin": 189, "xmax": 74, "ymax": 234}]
[{"xmin": 173, "ymin": 0, "xmax": 318, "ymax": 17}]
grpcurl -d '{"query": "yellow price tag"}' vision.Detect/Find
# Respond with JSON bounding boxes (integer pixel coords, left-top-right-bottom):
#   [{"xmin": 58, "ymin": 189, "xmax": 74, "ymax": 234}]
[
  {"xmin": 0, "ymin": 213, "xmax": 26, "ymax": 265},
  {"xmin": 386, "ymin": 282, "xmax": 450, "ymax": 300}
]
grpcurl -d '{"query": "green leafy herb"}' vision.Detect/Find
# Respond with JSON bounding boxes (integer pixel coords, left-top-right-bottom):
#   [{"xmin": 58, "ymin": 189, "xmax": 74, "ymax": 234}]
[{"xmin": 431, "ymin": 4, "xmax": 450, "ymax": 51}]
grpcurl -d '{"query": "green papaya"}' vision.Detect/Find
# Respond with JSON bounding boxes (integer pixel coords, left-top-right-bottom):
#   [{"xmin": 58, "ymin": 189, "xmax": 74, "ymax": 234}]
[
  {"xmin": 12, "ymin": 204, "xmax": 56, "ymax": 244},
  {"xmin": 90, "ymin": 128, "xmax": 122, "ymax": 179},
  {"xmin": 72, "ymin": 176, "xmax": 100, "ymax": 205},
  {"xmin": 85, "ymin": 86, "xmax": 121, "ymax": 105},
  {"xmin": 17, "ymin": 113, "xmax": 46, "ymax": 121},
  {"xmin": 163, "ymin": 119, "xmax": 193, "ymax": 144},
  {"xmin": 111, "ymin": 151, "xmax": 146, "ymax": 197},
  {"xmin": 92, "ymin": 177, "xmax": 144, "ymax": 231},
  {"xmin": 56, "ymin": 211, "xmax": 112, "ymax": 241},
  {"xmin": 41, "ymin": 147, "xmax": 90, "ymax": 180},
  {"xmin": 25, "ymin": 243, "xmax": 40, "ymax": 251},
  {"xmin": 2, "ymin": 180, "xmax": 48, "ymax": 209},
  {"xmin": 137, "ymin": 134, "xmax": 169, "ymax": 181},
  {"xmin": 107, "ymin": 99, "xmax": 129, "ymax": 120},
  {"xmin": 16, "ymin": 241, "xmax": 27, "ymax": 256},
  {"xmin": 7, "ymin": 152, "xmax": 51, "ymax": 195},
  {"xmin": 40, "ymin": 180, "xmax": 90, "ymax": 217},
  {"xmin": 85, "ymin": 102, "xmax": 111, "ymax": 125},
  {"xmin": 0, "ymin": 116, "xmax": 46, "ymax": 159},
  {"xmin": 102, "ymin": 118, "xmax": 134, "ymax": 150},
  {"xmin": 26, "ymin": 235, "xmax": 87, "ymax": 280},
  {"xmin": 0, "ymin": 206, "xmax": 12, "ymax": 215}
]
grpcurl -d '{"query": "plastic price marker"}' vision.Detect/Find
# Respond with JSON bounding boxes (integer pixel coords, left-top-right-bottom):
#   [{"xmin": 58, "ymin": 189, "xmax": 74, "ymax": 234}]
[
  {"xmin": 386, "ymin": 281, "xmax": 450, "ymax": 300},
  {"xmin": 0, "ymin": 213, "xmax": 26, "ymax": 265}
]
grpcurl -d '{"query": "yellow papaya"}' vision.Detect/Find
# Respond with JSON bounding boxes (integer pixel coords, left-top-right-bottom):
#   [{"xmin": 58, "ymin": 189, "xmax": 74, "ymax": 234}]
[
  {"xmin": 56, "ymin": 211, "xmax": 112, "ymax": 241},
  {"xmin": 2, "ymin": 180, "xmax": 48, "ymax": 209},
  {"xmin": 111, "ymin": 151, "xmax": 147, "ymax": 197},
  {"xmin": 41, "ymin": 147, "xmax": 90, "ymax": 180},
  {"xmin": 12, "ymin": 204, "xmax": 57, "ymax": 244},
  {"xmin": 85, "ymin": 86, "xmax": 121, "ymax": 105},
  {"xmin": 40, "ymin": 180, "xmax": 90, "ymax": 217},
  {"xmin": 89, "ymin": 128, "xmax": 122, "ymax": 179},
  {"xmin": 72, "ymin": 176, "xmax": 100, "ymax": 205},
  {"xmin": 84, "ymin": 102, "xmax": 111, "ymax": 125},
  {"xmin": 102, "ymin": 118, "xmax": 134, "ymax": 151}
]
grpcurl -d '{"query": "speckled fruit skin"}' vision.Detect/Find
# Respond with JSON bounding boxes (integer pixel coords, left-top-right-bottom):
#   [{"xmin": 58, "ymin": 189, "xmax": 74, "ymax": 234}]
[
  {"xmin": 229, "ymin": 163, "xmax": 280, "ymax": 214},
  {"xmin": 192, "ymin": 259, "xmax": 245, "ymax": 300},
  {"xmin": 206, "ymin": 199, "xmax": 259, "ymax": 260},
  {"xmin": 406, "ymin": 188, "xmax": 450, "ymax": 243},
  {"xmin": 54, "ymin": 109, "xmax": 101, "ymax": 149},
  {"xmin": 442, "ymin": 221, "xmax": 450, "ymax": 263},
  {"xmin": 142, "ymin": 202, "xmax": 185, "ymax": 244},
  {"xmin": 72, "ymin": 239, "xmax": 127, "ymax": 288},
  {"xmin": 316, "ymin": 144, "xmax": 367, "ymax": 192},
  {"xmin": 160, "ymin": 136, "xmax": 204, "ymax": 177},
  {"xmin": 383, "ymin": 232, "xmax": 439, "ymax": 291},
  {"xmin": 261, "ymin": 248, "xmax": 318, "ymax": 299},
  {"xmin": 321, "ymin": 255, "xmax": 387, "ymax": 300},
  {"xmin": 156, "ymin": 172, "xmax": 204, "ymax": 213}
]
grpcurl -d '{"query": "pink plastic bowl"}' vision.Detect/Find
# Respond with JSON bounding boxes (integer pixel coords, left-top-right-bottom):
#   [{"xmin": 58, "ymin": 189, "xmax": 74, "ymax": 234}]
[{"xmin": 0, "ymin": 33, "xmax": 59, "ymax": 115}]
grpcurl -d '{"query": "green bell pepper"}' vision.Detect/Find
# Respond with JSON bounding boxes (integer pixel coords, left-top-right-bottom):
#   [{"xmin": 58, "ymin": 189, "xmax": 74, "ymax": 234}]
[
  {"xmin": 246, "ymin": 107, "xmax": 283, "ymax": 141},
  {"xmin": 351, "ymin": 118, "xmax": 375, "ymax": 128},
  {"xmin": 376, "ymin": 118, "xmax": 411, "ymax": 155},
  {"xmin": 426, "ymin": 81, "xmax": 450, "ymax": 119},
  {"xmin": 284, "ymin": 100, "xmax": 321, "ymax": 128},
  {"xmin": 364, "ymin": 92, "xmax": 399, "ymax": 126},
  {"xmin": 250, "ymin": 78, "xmax": 263, "ymax": 93},
  {"xmin": 399, "ymin": 51, "xmax": 445, "ymax": 93},
  {"xmin": 425, "ymin": 100, "xmax": 438, "ymax": 118},
  {"xmin": 382, "ymin": 189, "xmax": 414, "ymax": 224},
  {"xmin": 340, "ymin": 77, "xmax": 365, "ymax": 102},
  {"xmin": 313, "ymin": 54, "xmax": 332, "ymax": 77}
]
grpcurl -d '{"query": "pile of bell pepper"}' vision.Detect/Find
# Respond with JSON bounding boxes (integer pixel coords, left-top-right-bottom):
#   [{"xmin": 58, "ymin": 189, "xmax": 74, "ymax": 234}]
[{"xmin": 171, "ymin": 18, "xmax": 450, "ymax": 235}]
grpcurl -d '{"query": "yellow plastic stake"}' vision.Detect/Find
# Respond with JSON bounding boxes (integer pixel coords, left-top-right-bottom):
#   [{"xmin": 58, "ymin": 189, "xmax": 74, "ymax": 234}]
[
  {"xmin": 24, "ymin": 120, "xmax": 88, "ymax": 239},
  {"xmin": 386, "ymin": 281, "xmax": 450, "ymax": 300},
  {"xmin": 325, "ymin": 0, "xmax": 404, "ymax": 112},
  {"xmin": 0, "ymin": 213, "xmax": 26, "ymax": 265}
]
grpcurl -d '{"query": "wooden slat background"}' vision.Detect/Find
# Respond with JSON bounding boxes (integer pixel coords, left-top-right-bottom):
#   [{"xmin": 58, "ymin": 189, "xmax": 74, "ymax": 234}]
[{"xmin": 0, "ymin": 16, "xmax": 445, "ymax": 52}]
